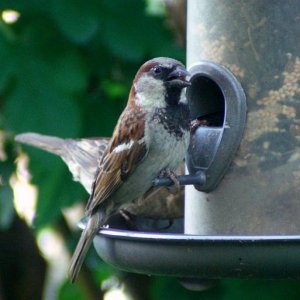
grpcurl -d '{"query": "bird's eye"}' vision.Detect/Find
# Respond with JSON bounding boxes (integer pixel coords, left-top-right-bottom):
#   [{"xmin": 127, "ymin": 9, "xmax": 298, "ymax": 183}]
[{"xmin": 152, "ymin": 66, "xmax": 162, "ymax": 75}]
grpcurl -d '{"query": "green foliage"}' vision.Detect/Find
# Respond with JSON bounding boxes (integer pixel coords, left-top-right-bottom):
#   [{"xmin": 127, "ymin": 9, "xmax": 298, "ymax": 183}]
[
  {"xmin": 0, "ymin": 137, "xmax": 16, "ymax": 229},
  {"xmin": 0, "ymin": 0, "xmax": 184, "ymax": 298},
  {"xmin": 59, "ymin": 281, "xmax": 86, "ymax": 300},
  {"xmin": 0, "ymin": 0, "xmax": 184, "ymax": 229},
  {"xmin": 150, "ymin": 277, "xmax": 300, "ymax": 300}
]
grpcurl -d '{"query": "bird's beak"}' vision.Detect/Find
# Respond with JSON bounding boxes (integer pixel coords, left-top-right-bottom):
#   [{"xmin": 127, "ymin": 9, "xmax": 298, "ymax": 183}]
[{"xmin": 166, "ymin": 66, "xmax": 191, "ymax": 87}]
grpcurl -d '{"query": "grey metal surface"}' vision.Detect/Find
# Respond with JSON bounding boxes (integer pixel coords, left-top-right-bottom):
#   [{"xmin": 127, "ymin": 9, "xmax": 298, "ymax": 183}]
[
  {"xmin": 185, "ymin": 0, "xmax": 300, "ymax": 235},
  {"xmin": 94, "ymin": 227, "xmax": 300, "ymax": 279}
]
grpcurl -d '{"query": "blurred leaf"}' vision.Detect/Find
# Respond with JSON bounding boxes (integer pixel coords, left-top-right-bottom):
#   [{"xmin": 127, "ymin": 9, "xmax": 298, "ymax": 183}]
[
  {"xmin": 59, "ymin": 280, "xmax": 86, "ymax": 300},
  {"xmin": 0, "ymin": 34, "xmax": 15, "ymax": 92},
  {"xmin": 24, "ymin": 149, "xmax": 86, "ymax": 228},
  {"xmin": 47, "ymin": 49, "xmax": 88, "ymax": 94},
  {"xmin": 150, "ymin": 278, "xmax": 300, "ymax": 300},
  {"xmin": 0, "ymin": 169, "xmax": 14, "ymax": 229},
  {"xmin": 0, "ymin": 1, "xmax": 36, "ymax": 14},
  {"xmin": 32, "ymin": 161, "xmax": 65, "ymax": 227},
  {"xmin": 101, "ymin": 80, "xmax": 127, "ymax": 100},
  {"xmin": 146, "ymin": 0, "xmax": 166, "ymax": 16},
  {"xmin": 82, "ymin": 90, "xmax": 122, "ymax": 137},
  {"xmin": 99, "ymin": 0, "xmax": 175, "ymax": 62},
  {"xmin": 2, "ymin": 47, "xmax": 82, "ymax": 137},
  {"xmin": 221, "ymin": 279, "xmax": 300, "ymax": 300},
  {"xmin": 0, "ymin": 139, "xmax": 16, "ymax": 229},
  {"xmin": 18, "ymin": 19, "xmax": 89, "ymax": 94},
  {"xmin": 49, "ymin": 0, "xmax": 99, "ymax": 44},
  {"xmin": 2, "ymin": 19, "xmax": 86, "ymax": 137},
  {"xmin": 1, "ymin": 18, "xmax": 87, "ymax": 228},
  {"xmin": 150, "ymin": 277, "xmax": 221, "ymax": 300},
  {"xmin": 4, "ymin": 80, "xmax": 82, "ymax": 137},
  {"xmin": 99, "ymin": 0, "xmax": 145, "ymax": 61}
]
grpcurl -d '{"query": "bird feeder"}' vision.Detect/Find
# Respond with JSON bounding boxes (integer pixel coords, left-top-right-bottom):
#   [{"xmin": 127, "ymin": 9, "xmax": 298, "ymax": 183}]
[{"xmin": 93, "ymin": 0, "xmax": 300, "ymax": 284}]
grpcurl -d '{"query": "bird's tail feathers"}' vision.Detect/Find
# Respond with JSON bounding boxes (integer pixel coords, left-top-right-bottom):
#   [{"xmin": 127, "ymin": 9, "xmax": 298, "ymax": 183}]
[
  {"xmin": 69, "ymin": 227, "xmax": 94, "ymax": 283},
  {"xmin": 69, "ymin": 213, "xmax": 102, "ymax": 283},
  {"xmin": 15, "ymin": 132, "xmax": 65, "ymax": 156}
]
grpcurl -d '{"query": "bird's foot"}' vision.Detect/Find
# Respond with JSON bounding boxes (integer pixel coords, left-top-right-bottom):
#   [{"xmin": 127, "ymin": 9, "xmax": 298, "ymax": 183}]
[{"xmin": 159, "ymin": 168, "xmax": 180, "ymax": 191}]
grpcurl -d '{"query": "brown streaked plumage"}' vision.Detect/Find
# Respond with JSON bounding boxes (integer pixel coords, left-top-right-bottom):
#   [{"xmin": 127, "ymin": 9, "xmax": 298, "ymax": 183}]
[
  {"xmin": 68, "ymin": 57, "xmax": 190, "ymax": 282},
  {"xmin": 16, "ymin": 57, "xmax": 191, "ymax": 284},
  {"xmin": 16, "ymin": 57, "xmax": 191, "ymax": 283}
]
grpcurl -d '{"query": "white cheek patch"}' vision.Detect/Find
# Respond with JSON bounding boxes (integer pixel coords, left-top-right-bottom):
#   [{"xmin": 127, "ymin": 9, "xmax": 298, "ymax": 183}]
[{"xmin": 135, "ymin": 74, "xmax": 166, "ymax": 109}]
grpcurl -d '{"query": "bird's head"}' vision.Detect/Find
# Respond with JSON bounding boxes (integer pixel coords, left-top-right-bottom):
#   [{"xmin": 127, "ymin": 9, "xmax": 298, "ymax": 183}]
[{"xmin": 130, "ymin": 57, "xmax": 190, "ymax": 109}]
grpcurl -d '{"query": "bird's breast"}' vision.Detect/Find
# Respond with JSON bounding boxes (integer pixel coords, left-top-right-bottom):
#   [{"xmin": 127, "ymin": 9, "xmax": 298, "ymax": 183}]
[{"xmin": 107, "ymin": 104, "xmax": 190, "ymax": 213}]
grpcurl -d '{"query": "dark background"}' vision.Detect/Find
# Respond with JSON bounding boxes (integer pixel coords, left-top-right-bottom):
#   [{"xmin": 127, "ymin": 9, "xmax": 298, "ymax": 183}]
[{"xmin": 0, "ymin": 0, "xmax": 300, "ymax": 299}]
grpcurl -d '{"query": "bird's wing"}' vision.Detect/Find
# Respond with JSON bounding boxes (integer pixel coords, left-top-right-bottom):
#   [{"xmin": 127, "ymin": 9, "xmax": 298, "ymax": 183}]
[
  {"xmin": 15, "ymin": 132, "xmax": 110, "ymax": 193},
  {"xmin": 64, "ymin": 138, "xmax": 109, "ymax": 192},
  {"xmin": 86, "ymin": 106, "xmax": 147, "ymax": 213}
]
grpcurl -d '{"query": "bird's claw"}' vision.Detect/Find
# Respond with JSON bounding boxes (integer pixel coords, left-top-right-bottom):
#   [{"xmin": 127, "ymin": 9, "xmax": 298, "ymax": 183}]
[{"xmin": 159, "ymin": 168, "xmax": 181, "ymax": 191}]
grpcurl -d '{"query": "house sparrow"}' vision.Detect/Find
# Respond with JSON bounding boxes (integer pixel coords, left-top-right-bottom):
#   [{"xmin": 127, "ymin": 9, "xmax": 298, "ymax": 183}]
[
  {"xmin": 15, "ymin": 133, "xmax": 184, "ymax": 219},
  {"xmin": 68, "ymin": 57, "xmax": 190, "ymax": 282},
  {"xmin": 17, "ymin": 57, "xmax": 191, "ymax": 282}
]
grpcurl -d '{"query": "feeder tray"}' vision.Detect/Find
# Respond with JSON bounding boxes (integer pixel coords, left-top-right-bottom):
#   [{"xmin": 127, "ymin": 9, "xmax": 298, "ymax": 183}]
[{"xmin": 93, "ymin": 220, "xmax": 300, "ymax": 279}]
